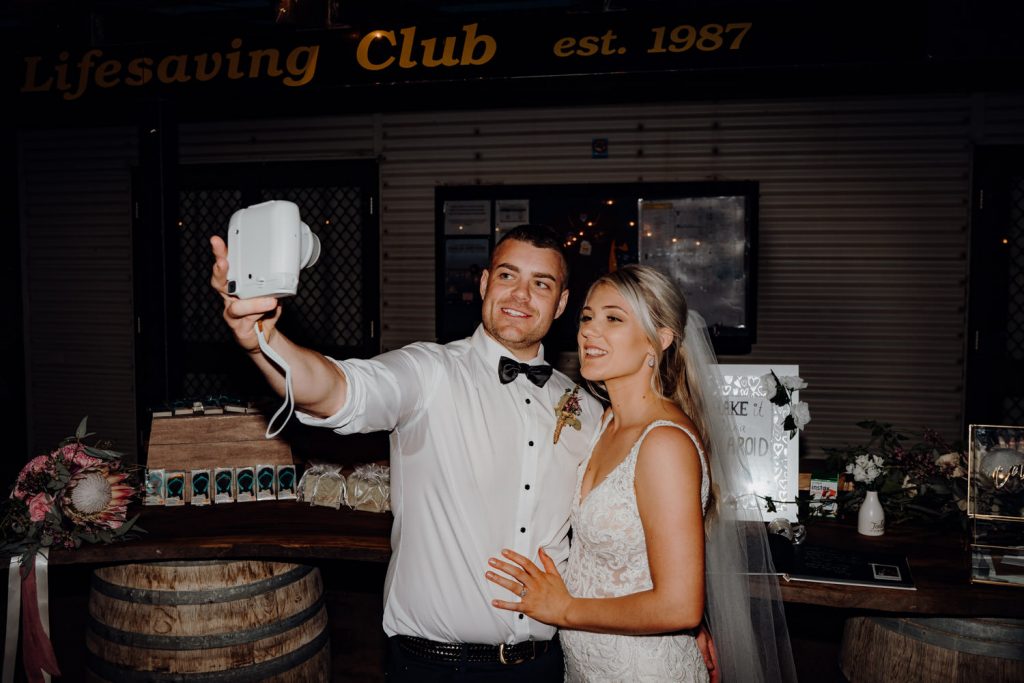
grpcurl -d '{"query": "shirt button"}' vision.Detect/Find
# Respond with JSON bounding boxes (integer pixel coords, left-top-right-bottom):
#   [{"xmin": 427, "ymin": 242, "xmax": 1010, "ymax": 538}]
[
  {"xmin": 519, "ymin": 613, "xmax": 525, "ymax": 620},
  {"xmin": 525, "ymin": 398, "xmax": 531, "ymax": 405},
  {"xmin": 528, "ymin": 441, "xmax": 534, "ymax": 447},
  {"xmin": 524, "ymin": 484, "xmax": 531, "ymax": 490},
  {"xmin": 520, "ymin": 527, "xmax": 526, "ymax": 533}
]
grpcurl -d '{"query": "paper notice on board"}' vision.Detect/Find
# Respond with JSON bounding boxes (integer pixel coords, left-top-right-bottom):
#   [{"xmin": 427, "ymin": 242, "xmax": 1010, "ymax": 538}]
[
  {"xmin": 444, "ymin": 200, "xmax": 491, "ymax": 235},
  {"xmin": 496, "ymin": 199, "xmax": 529, "ymax": 232}
]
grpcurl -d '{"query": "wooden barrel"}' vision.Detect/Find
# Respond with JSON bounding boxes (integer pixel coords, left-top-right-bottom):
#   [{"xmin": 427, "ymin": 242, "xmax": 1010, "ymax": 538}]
[
  {"xmin": 840, "ymin": 616, "xmax": 1024, "ymax": 683},
  {"xmin": 86, "ymin": 560, "xmax": 330, "ymax": 682}
]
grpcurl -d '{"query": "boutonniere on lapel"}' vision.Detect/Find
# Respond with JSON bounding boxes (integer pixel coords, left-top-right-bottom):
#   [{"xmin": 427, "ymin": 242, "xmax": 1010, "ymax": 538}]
[{"xmin": 553, "ymin": 386, "xmax": 583, "ymax": 444}]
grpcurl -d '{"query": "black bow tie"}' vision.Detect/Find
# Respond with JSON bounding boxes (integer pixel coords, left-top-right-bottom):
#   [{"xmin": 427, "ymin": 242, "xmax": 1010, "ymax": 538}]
[{"xmin": 498, "ymin": 356, "xmax": 553, "ymax": 388}]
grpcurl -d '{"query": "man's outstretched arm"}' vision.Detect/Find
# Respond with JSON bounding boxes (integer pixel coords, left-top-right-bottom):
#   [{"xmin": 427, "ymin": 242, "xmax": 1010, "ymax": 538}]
[{"xmin": 210, "ymin": 235, "xmax": 347, "ymax": 419}]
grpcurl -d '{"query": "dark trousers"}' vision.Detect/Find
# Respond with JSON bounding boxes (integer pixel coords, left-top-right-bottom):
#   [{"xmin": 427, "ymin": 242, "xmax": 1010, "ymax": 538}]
[{"xmin": 384, "ymin": 636, "xmax": 564, "ymax": 683}]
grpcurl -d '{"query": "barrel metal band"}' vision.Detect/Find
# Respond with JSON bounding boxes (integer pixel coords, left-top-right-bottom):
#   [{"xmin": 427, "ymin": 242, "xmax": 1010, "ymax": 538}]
[
  {"xmin": 85, "ymin": 626, "xmax": 329, "ymax": 682},
  {"xmin": 90, "ymin": 565, "xmax": 315, "ymax": 605},
  {"xmin": 87, "ymin": 598, "xmax": 325, "ymax": 650},
  {"xmin": 872, "ymin": 617, "xmax": 1024, "ymax": 661}
]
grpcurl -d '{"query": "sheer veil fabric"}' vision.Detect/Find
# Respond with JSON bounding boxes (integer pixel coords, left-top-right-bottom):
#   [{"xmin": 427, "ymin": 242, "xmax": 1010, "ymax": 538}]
[{"xmin": 686, "ymin": 311, "xmax": 797, "ymax": 683}]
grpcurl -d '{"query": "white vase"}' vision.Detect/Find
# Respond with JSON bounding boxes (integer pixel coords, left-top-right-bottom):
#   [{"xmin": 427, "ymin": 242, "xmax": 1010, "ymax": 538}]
[{"xmin": 858, "ymin": 490, "xmax": 885, "ymax": 536}]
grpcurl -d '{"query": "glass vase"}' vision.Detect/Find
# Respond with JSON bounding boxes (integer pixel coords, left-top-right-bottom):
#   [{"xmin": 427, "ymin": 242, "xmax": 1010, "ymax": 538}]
[{"xmin": 857, "ymin": 490, "xmax": 885, "ymax": 536}]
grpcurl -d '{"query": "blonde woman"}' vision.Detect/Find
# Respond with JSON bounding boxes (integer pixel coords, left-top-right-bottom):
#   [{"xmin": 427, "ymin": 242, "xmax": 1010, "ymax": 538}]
[{"xmin": 487, "ymin": 265, "xmax": 795, "ymax": 682}]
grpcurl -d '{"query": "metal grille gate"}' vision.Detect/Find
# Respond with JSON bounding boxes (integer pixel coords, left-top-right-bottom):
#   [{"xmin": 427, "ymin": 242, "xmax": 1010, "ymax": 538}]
[{"xmin": 173, "ymin": 161, "xmax": 378, "ymax": 404}]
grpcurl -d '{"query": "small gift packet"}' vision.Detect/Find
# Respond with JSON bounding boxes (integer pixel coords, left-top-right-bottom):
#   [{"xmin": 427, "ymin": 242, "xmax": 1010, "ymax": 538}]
[
  {"xmin": 298, "ymin": 464, "xmax": 322, "ymax": 502},
  {"xmin": 312, "ymin": 472, "xmax": 347, "ymax": 509},
  {"xmin": 256, "ymin": 464, "xmax": 277, "ymax": 500},
  {"xmin": 165, "ymin": 471, "xmax": 186, "ymax": 506},
  {"xmin": 145, "ymin": 469, "xmax": 166, "ymax": 506},
  {"xmin": 236, "ymin": 466, "xmax": 257, "ymax": 502},
  {"xmin": 302, "ymin": 463, "xmax": 346, "ymax": 509},
  {"xmin": 298, "ymin": 463, "xmax": 344, "ymax": 506},
  {"xmin": 190, "ymin": 469, "xmax": 212, "ymax": 506},
  {"xmin": 214, "ymin": 468, "xmax": 235, "ymax": 503},
  {"xmin": 346, "ymin": 463, "xmax": 391, "ymax": 513},
  {"xmin": 277, "ymin": 465, "xmax": 297, "ymax": 500}
]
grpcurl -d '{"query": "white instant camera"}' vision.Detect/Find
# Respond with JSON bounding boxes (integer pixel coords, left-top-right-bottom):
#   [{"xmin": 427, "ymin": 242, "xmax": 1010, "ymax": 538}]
[{"xmin": 226, "ymin": 200, "xmax": 321, "ymax": 299}]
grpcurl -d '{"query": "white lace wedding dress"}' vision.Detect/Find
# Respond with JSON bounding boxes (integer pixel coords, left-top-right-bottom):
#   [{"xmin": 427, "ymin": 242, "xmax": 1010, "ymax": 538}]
[{"xmin": 561, "ymin": 418, "xmax": 711, "ymax": 683}]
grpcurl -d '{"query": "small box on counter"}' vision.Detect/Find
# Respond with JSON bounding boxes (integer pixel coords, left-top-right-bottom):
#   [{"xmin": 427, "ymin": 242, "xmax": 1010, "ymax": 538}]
[
  {"xmin": 256, "ymin": 464, "xmax": 277, "ymax": 500},
  {"xmin": 165, "ymin": 471, "xmax": 186, "ymax": 506},
  {"xmin": 190, "ymin": 469, "xmax": 211, "ymax": 506},
  {"xmin": 277, "ymin": 465, "xmax": 297, "ymax": 500},
  {"xmin": 236, "ymin": 466, "xmax": 256, "ymax": 502},
  {"xmin": 214, "ymin": 468, "xmax": 235, "ymax": 503}
]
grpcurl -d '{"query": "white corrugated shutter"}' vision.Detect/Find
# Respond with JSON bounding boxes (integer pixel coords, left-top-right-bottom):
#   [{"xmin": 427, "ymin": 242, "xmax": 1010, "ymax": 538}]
[{"xmin": 20, "ymin": 127, "xmax": 138, "ymax": 458}]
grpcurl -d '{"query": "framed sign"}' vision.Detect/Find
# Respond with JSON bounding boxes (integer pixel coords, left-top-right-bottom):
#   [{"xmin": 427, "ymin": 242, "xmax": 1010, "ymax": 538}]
[
  {"xmin": 716, "ymin": 364, "xmax": 801, "ymax": 522},
  {"xmin": 968, "ymin": 424, "xmax": 1024, "ymax": 522}
]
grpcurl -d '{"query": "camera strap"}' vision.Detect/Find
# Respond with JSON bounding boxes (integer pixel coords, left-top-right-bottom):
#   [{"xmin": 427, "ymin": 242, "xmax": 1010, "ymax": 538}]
[{"xmin": 254, "ymin": 320, "xmax": 294, "ymax": 439}]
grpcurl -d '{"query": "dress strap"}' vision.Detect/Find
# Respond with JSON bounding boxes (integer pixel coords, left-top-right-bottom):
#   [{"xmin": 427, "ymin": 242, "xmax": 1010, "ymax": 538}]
[{"xmin": 631, "ymin": 420, "xmax": 710, "ymax": 509}]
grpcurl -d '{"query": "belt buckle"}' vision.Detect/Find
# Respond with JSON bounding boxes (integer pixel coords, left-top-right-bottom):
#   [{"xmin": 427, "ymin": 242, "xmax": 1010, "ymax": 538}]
[{"xmin": 498, "ymin": 641, "xmax": 533, "ymax": 665}]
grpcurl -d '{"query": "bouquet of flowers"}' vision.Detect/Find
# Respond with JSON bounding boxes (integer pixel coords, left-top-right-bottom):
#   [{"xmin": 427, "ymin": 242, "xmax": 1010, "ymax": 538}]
[
  {"xmin": 823, "ymin": 421, "xmax": 969, "ymax": 527},
  {"xmin": 1, "ymin": 418, "xmax": 143, "ymax": 566}
]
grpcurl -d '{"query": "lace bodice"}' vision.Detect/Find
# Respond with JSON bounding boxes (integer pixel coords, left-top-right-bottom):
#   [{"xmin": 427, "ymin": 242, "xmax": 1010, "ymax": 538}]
[{"xmin": 560, "ymin": 417, "xmax": 710, "ymax": 682}]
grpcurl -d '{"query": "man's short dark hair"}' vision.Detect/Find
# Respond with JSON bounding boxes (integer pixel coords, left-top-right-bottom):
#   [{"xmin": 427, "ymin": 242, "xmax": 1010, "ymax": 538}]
[{"xmin": 494, "ymin": 224, "xmax": 570, "ymax": 288}]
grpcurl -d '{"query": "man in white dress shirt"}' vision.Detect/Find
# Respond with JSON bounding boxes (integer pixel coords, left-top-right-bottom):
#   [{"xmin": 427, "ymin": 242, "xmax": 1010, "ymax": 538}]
[{"xmin": 210, "ymin": 225, "xmax": 606, "ymax": 680}]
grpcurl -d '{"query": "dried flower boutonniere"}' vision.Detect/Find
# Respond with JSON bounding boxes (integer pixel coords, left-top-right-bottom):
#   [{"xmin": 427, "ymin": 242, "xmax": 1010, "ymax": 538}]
[{"xmin": 553, "ymin": 386, "xmax": 583, "ymax": 444}]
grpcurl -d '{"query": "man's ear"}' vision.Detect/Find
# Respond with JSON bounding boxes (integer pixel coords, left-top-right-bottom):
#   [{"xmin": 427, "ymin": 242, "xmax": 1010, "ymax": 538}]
[
  {"xmin": 479, "ymin": 269, "xmax": 491, "ymax": 299},
  {"xmin": 554, "ymin": 287, "xmax": 570, "ymax": 320},
  {"xmin": 657, "ymin": 327, "xmax": 674, "ymax": 352}
]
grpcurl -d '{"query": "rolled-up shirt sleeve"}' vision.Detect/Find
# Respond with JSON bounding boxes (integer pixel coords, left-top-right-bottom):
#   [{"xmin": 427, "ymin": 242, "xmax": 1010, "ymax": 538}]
[{"xmin": 295, "ymin": 345, "xmax": 434, "ymax": 434}]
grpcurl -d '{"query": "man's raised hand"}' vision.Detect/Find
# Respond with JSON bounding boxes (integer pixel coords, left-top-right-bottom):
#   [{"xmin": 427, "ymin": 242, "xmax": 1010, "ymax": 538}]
[{"xmin": 209, "ymin": 235, "xmax": 281, "ymax": 353}]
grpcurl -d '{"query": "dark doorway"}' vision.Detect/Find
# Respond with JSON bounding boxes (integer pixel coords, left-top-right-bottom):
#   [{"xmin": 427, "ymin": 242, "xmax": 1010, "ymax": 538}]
[
  {"xmin": 133, "ymin": 160, "xmax": 379, "ymax": 450},
  {"xmin": 965, "ymin": 146, "xmax": 1024, "ymax": 428}
]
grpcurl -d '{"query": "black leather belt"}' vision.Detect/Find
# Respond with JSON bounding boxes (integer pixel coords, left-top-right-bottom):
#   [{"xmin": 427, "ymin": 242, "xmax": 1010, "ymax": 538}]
[{"xmin": 397, "ymin": 635, "xmax": 555, "ymax": 665}]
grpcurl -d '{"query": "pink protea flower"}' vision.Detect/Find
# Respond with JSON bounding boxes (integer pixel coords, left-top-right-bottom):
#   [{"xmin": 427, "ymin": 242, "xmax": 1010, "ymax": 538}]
[
  {"xmin": 58, "ymin": 465, "xmax": 134, "ymax": 529},
  {"xmin": 27, "ymin": 492, "xmax": 54, "ymax": 522}
]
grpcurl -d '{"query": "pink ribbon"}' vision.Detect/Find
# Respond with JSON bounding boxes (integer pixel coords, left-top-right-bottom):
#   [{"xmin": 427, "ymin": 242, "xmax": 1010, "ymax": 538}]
[{"xmin": 20, "ymin": 560, "xmax": 60, "ymax": 683}]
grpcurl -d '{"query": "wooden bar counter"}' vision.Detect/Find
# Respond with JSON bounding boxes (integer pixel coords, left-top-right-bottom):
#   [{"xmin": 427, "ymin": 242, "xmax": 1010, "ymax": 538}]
[
  {"xmin": 49, "ymin": 502, "xmax": 394, "ymax": 565},
  {"xmin": 774, "ymin": 519, "xmax": 1022, "ymax": 618},
  {"xmin": 47, "ymin": 503, "xmax": 1022, "ymax": 619}
]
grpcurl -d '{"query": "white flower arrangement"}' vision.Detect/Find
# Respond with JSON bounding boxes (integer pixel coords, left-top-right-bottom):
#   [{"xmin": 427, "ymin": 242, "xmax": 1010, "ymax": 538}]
[
  {"xmin": 846, "ymin": 453, "xmax": 886, "ymax": 490},
  {"xmin": 761, "ymin": 370, "xmax": 811, "ymax": 438}
]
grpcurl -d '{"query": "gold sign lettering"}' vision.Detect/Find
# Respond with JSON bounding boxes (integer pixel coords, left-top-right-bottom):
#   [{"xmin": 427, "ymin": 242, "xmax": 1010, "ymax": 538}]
[
  {"xmin": 551, "ymin": 30, "xmax": 623, "ymax": 58},
  {"xmin": 992, "ymin": 464, "xmax": 1023, "ymax": 490},
  {"xmin": 355, "ymin": 23, "xmax": 496, "ymax": 72},
  {"xmin": 20, "ymin": 38, "xmax": 321, "ymax": 100}
]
